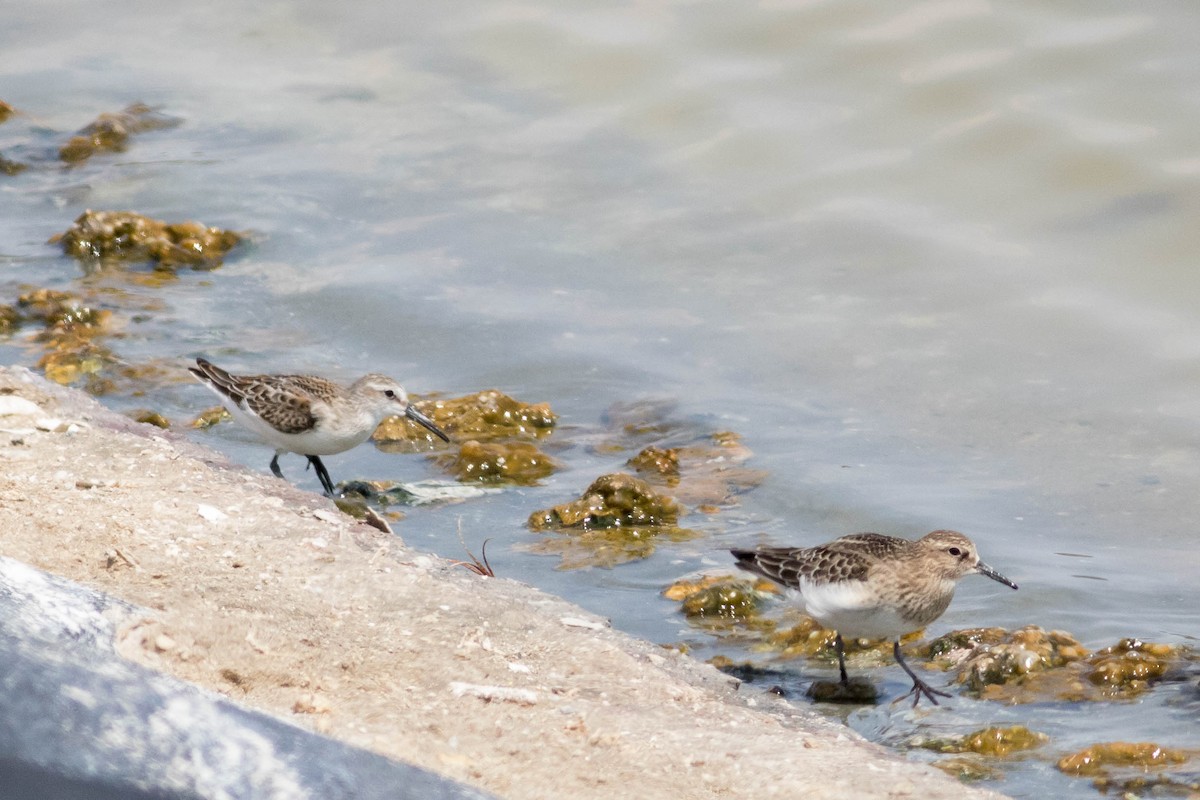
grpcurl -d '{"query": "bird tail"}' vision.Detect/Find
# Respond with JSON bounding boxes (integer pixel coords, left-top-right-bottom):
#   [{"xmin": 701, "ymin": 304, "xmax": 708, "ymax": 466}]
[
  {"xmin": 730, "ymin": 547, "xmax": 799, "ymax": 588},
  {"xmin": 189, "ymin": 358, "xmax": 246, "ymax": 406}
]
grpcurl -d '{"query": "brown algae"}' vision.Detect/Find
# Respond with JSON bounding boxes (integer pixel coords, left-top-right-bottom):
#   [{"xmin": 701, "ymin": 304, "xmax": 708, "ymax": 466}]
[
  {"xmin": 434, "ymin": 439, "xmax": 558, "ymax": 485},
  {"xmin": 920, "ymin": 626, "xmax": 1192, "ymax": 703},
  {"xmin": 1057, "ymin": 742, "xmax": 1189, "ymax": 776},
  {"xmin": 51, "ymin": 210, "xmax": 242, "ymax": 270},
  {"xmin": 529, "ymin": 473, "xmax": 681, "ymax": 531},
  {"xmin": 920, "ymin": 726, "xmax": 1048, "ymax": 757},
  {"xmin": 375, "ymin": 390, "xmax": 556, "ymax": 447}
]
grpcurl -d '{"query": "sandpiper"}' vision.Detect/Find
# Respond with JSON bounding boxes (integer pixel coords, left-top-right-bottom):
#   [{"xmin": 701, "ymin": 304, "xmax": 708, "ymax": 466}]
[
  {"xmin": 731, "ymin": 529, "xmax": 1017, "ymax": 707},
  {"xmin": 189, "ymin": 358, "xmax": 449, "ymax": 496}
]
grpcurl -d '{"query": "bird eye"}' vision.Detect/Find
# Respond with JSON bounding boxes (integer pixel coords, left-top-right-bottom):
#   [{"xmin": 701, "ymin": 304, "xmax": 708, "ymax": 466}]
[
  {"xmin": 384, "ymin": 390, "xmax": 396, "ymax": 398},
  {"xmin": 947, "ymin": 547, "xmax": 962, "ymax": 556}
]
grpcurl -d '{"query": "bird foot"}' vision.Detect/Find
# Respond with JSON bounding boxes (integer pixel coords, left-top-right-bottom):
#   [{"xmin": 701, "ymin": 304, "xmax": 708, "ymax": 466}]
[{"xmin": 898, "ymin": 677, "xmax": 952, "ymax": 708}]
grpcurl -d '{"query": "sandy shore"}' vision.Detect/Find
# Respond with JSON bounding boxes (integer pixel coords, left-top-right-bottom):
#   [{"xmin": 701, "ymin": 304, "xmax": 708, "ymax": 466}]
[{"xmin": 0, "ymin": 366, "xmax": 1004, "ymax": 799}]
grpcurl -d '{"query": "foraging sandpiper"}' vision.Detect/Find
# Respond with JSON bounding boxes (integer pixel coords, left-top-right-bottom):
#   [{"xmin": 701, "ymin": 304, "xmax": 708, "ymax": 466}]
[
  {"xmin": 189, "ymin": 358, "xmax": 449, "ymax": 495},
  {"xmin": 731, "ymin": 529, "xmax": 1017, "ymax": 706}
]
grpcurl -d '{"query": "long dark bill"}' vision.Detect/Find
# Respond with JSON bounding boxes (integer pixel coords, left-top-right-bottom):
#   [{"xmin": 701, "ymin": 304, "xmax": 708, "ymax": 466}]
[
  {"xmin": 406, "ymin": 404, "xmax": 450, "ymax": 442},
  {"xmin": 977, "ymin": 560, "xmax": 1018, "ymax": 590}
]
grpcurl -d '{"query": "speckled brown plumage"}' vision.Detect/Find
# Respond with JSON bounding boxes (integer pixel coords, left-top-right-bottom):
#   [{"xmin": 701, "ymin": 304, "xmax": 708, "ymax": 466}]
[
  {"xmin": 188, "ymin": 357, "xmax": 449, "ymax": 496},
  {"xmin": 730, "ymin": 529, "xmax": 1018, "ymax": 707},
  {"xmin": 190, "ymin": 359, "xmax": 321, "ymax": 435}
]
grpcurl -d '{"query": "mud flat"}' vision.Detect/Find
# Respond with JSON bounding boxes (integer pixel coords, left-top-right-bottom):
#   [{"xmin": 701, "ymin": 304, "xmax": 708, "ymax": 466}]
[{"xmin": 0, "ymin": 366, "xmax": 1003, "ymax": 800}]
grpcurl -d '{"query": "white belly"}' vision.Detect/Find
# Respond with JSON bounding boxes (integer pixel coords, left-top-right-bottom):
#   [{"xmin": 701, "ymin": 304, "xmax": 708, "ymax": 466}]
[
  {"xmin": 790, "ymin": 581, "xmax": 918, "ymax": 641},
  {"xmin": 222, "ymin": 400, "xmax": 376, "ymax": 456}
]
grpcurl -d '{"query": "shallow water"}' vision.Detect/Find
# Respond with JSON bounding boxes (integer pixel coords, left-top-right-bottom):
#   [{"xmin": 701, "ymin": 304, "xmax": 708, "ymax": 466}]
[{"xmin": 4, "ymin": 2, "xmax": 1200, "ymax": 797}]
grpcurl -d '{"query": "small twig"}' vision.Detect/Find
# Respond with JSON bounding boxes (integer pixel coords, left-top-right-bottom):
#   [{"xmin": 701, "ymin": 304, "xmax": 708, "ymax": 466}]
[{"xmin": 450, "ymin": 519, "xmax": 495, "ymax": 576}]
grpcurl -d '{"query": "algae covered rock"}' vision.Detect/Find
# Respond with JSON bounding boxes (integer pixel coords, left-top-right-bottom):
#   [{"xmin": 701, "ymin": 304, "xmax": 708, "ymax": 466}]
[
  {"xmin": 51, "ymin": 210, "xmax": 242, "ymax": 270},
  {"xmin": 1085, "ymin": 638, "xmax": 1175, "ymax": 695},
  {"xmin": 375, "ymin": 390, "xmax": 555, "ymax": 446},
  {"xmin": 18, "ymin": 289, "xmax": 112, "ymax": 331},
  {"xmin": 667, "ymin": 576, "xmax": 767, "ymax": 623},
  {"xmin": 935, "ymin": 626, "xmax": 1089, "ymax": 698},
  {"xmin": 191, "ymin": 406, "xmax": 232, "ymax": 428},
  {"xmin": 0, "ymin": 100, "xmax": 14, "ymax": 123},
  {"xmin": 524, "ymin": 473, "xmax": 695, "ymax": 569},
  {"xmin": 1057, "ymin": 741, "xmax": 1188, "ymax": 776},
  {"xmin": 920, "ymin": 726, "xmax": 1048, "ymax": 757},
  {"xmin": 929, "ymin": 625, "xmax": 1190, "ymax": 703},
  {"xmin": 16, "ymin": 289, "xmax": 118, "ymax": 391},
  {"xmin": 0, "ymin": 304, "xmax": 20, "ymax": 334},
  {"xmin": 528, "ymin": 473, "xmax": 681, "ymax": 530},
  {"xmin": 434, "ymin": 439, "xmax": 557, "ymax": 485},
  {"xmin": 628, "ymin": 446, "xmax": 680, "ymax": 482}
]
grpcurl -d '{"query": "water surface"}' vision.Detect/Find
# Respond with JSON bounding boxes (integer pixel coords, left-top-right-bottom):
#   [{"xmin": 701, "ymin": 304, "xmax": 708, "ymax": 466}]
[{"xmin": 3, "ymin": 2, "xmax": 1199, "ymax": 797}]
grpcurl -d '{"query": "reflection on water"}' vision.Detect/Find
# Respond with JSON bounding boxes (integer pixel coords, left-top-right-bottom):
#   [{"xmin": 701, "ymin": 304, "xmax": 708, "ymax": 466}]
[{"xmin": 4, "ymin": 1, "xmax": 1200, "ymax": 797}]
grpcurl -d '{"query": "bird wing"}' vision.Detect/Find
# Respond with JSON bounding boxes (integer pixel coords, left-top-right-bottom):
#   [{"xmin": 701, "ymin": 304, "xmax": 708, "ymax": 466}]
[
  {"xmin": 245, "ymin": 377, "xmax": 320, "ymax": 434},
  {"xmin": 732, "ymin": 533, "xmax": 909, "ymax": 589},
  {"xmin": 190, "ymin": 359, "xmax": 318, "ymax": 435}
]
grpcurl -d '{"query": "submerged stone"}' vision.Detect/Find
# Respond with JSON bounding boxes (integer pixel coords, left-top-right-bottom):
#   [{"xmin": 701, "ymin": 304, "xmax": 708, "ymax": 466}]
[
  {"xmin": 0, "ymin": 304, "xmax": 20, "ymax": 333},
  {"xmin": 932, "ymin": 757, "xmax": 1004, "ymax": 782},
  {"xmin": 58, "ymin": 103, "xmax": 179, "ymax": 164},
  {"xmin": 51, "ymin": 210, "xmax": 242, "ymax": 270},
  {"xmin": 129, "ymin": 410, "xmax": 170, "ymax": 429},
  {"xmin": 521, "ymin": 523, "xmax": 699, "ymax": 570},
  {"xmin": 806, "ymin": 677, "xmax": 878, "ymax": 704},
  {"xmin": 1, "ymin": 152, "xmax": 26, "ymax": 175}
]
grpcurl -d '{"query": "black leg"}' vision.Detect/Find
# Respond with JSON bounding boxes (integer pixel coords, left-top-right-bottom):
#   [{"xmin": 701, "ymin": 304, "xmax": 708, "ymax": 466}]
[
  {"xmin": 893, "ymin": 640, "xmax": 951, "ymax": 708},
  {"xmin": 834, "ymin": 633, "xmax": 850, "ymax": 686},
  {"xmin": 269, "ymin": 454, "xmax": 285, "ymax": 480},
  {"xmin": 306, "ymin": 455, "xmax": 336, "ymax": 496}
]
